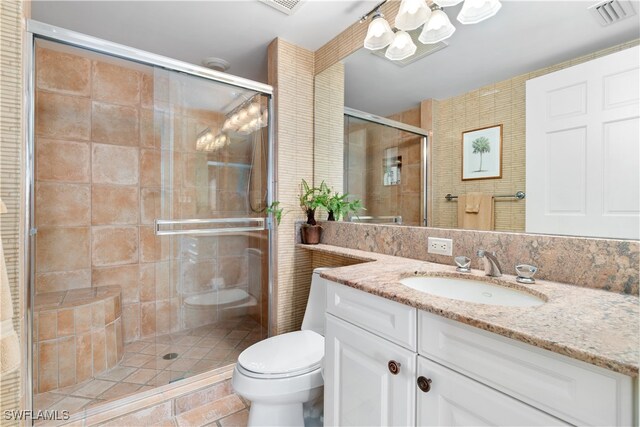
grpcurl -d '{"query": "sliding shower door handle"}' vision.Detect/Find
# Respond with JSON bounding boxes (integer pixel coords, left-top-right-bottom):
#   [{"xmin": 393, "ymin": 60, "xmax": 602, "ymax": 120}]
[{"xmin": 155, "ymin": 217, "xmax": 266, "ymax": 236}]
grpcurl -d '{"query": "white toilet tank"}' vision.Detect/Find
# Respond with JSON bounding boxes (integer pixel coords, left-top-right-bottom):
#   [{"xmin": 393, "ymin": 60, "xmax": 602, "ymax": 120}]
[{"xmin": 300, "ymin": 268, "xmax": 331, "ymax": 336}]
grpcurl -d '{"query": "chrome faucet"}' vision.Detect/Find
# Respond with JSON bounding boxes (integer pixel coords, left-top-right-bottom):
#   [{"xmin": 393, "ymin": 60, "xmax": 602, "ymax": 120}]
[{"xmin": 477, "ymin": 250, "xmax": 502, "ymax": 277}]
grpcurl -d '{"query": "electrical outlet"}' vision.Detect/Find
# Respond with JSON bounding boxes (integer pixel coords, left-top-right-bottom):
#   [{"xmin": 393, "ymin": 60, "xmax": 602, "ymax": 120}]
[{"xmin": 428, "ymin": 237, "xmax": 453, "ymax": 256}]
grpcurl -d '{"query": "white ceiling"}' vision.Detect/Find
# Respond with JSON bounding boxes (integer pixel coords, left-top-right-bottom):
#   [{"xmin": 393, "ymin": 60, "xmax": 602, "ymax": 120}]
[
  {"xmin": 31, "ymin": 0, "xmax": 379, "ymax": 83},
  {"xmin": 344, "ymin": 1, "xmax": 640, "ymax": 116}
]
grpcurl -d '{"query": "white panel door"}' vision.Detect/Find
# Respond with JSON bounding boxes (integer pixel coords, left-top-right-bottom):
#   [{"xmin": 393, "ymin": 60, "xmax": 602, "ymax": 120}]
[
  {"xmin": 416, "ymin": 356, "xmax": 569, "ymax": 426},
  {"xmin": 526, "ymin": 46, "xmax": 640, "ymax": 239},
  {"xmin": 324, "ymin": 314, "xmax": 416, "ymax": 426}
]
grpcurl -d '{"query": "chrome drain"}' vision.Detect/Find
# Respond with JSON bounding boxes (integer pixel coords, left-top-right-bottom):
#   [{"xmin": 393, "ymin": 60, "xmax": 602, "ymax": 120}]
[{"xmin": 163, "ymin": 353, "xmax": 178, "ymax": 360}]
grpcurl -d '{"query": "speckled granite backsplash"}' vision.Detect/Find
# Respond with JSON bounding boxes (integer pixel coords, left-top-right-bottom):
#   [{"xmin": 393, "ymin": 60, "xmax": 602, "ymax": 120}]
[{"xmin": 303, "ymin": 221, "xmax": 639, "ymax": 295}]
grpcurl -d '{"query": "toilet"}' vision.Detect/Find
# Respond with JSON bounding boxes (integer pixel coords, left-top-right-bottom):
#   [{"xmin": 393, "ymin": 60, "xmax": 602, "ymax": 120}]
[{"xmin": 232, "ymin": 268, "xmax": 330, "ymax": 426}]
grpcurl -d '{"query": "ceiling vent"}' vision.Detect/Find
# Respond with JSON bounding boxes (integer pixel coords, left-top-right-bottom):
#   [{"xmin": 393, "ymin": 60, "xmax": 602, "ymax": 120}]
[
  {"xmin": 258, "ymin": 0, "xmax": 304, "ymax": 15},
  {"xmin": 371, "ymin": 30, "xmax": 448, "ymax": 67},
  {"xmin": 589, "ymin": 0, "xmax": 637, "ymax": 26}
]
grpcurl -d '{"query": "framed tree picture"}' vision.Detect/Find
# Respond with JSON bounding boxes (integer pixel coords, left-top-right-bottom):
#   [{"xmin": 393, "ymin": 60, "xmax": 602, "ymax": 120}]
[{"xmin": 461, "ymin": 124, "xmax": 503, "ymax": 181}]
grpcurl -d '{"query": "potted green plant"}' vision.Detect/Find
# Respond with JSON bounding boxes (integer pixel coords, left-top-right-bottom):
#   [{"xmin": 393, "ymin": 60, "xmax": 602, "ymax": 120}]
[
  {"xmin": 299, "ymin": 179, "xmax": 330, "ymax": 244},
  {"xmin": 325, "ymin": 192, "xmax": 364, "ymax": 221}
]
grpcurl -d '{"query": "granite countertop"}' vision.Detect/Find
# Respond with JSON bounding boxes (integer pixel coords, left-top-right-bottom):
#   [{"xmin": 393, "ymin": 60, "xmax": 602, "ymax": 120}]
[{"xmin": 299, "ymin": 243, "xmax": 640, "ymax": 377}]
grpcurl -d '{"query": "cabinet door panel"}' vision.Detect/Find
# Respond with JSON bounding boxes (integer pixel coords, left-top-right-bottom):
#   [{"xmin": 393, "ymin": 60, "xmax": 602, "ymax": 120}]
[
  {"xmin": 417, "ymin": 356, "xmax": 569, "ymax": 426},
  {"xmin": 325, "ymin": 314, "xmax": 416, "ymax": 426}
]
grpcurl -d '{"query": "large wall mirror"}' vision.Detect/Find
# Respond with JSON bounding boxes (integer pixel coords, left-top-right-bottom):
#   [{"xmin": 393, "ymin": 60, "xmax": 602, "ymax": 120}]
[{"xmin": 315, "ymin": 1, "xmax": 640, "ymax": 240}]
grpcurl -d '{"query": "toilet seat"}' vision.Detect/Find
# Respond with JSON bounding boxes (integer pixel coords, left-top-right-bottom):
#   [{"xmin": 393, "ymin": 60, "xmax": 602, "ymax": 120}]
[{"xmin": 237, "ymin": 330, "xmax": 324, "ymax": 379}]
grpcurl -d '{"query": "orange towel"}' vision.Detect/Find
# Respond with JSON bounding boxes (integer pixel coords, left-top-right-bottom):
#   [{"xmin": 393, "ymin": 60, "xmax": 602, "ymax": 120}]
[{"xmin": 458, "ymin": 193, "xmax": 494, "ymax": 230}]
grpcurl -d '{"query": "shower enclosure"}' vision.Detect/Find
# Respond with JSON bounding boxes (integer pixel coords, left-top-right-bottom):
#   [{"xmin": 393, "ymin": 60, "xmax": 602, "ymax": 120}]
[
  {"xmin": 344, "ymin": 108, "xmax": 428, "ymax": 227},
  {"xmin": 25, "ymin": 22, "xmax": 274, "ymax": 415}
]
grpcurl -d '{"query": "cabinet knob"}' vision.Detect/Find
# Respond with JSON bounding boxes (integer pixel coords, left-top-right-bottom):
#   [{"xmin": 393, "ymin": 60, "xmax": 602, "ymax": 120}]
[
  {"xmin": 417, "ymin": 376, "xmax": 432, "ymax": 393},
  {"xmin": 388, "ymin": 360, "xmax": 401, "ymax": 375}
]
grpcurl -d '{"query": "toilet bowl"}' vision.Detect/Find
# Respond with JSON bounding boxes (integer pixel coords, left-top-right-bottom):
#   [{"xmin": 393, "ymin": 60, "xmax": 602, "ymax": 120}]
[{"xmin": 232, "ymin": 268, "xmax": 330, "ymax": 426}]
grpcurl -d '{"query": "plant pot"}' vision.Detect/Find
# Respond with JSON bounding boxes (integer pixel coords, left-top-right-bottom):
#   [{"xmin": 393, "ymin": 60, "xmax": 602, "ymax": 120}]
[{"xmin": 301, "ymin": 224, "xmax": 322, "ymax": 245}]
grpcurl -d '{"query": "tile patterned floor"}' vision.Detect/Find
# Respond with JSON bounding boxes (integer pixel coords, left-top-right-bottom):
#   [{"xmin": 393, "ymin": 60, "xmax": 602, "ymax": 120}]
[{"xmin": 34, "ymin": 317, "xmax": 264, "ymax": 415}]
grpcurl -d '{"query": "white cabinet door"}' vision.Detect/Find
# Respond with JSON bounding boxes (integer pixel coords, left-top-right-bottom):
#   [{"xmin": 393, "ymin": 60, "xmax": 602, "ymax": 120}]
[
  {"xmin": 325, "ymin": 314, "xmax": 416, "ymax": 426},
  {"xmin": 526, "ymin": 46, "xmax": 640, "ymax": 239},
  {"xmin": 416, "ymin": 356, "xmax": 569, "ymax": 426}
]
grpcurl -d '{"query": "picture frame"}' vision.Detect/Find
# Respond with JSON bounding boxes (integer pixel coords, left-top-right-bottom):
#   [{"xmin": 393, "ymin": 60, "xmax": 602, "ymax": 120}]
[{"xmin": 461, "ymin": 124, "xmax": 503, "ymax": 181}]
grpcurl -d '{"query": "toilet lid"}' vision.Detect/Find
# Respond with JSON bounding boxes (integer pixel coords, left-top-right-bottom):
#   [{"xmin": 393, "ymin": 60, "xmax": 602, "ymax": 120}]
[{"xmin": 238, "ymin": 330, "xmax": 324, "ymax": 377}]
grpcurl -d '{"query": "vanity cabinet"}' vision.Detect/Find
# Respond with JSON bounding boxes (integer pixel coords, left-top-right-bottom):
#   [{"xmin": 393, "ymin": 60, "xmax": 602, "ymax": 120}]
[
  {"xmin": 324, "ymin": 280, "xmax": 635, "ymax": 426},
  {"xmin": 324, "ymin": 315, "xmax": 416, "ymax": 426}
]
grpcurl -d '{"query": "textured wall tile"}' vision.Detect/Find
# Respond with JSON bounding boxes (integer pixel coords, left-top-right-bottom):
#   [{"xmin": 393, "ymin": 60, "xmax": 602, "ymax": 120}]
[
  {"xmin": 140, "ymin": 301, "xmax": 156, "ymax": 337},
  {"xmin": 92, "ymin": 61, "xmax": 141, "ymax": 106},
  {"xmin": 93, "ymin": 265, "xmax": 140, "ymax": 304},
  {"xmin": 36, "ymin": 47, "xmax": 91, "ymax": 96},
  {"xmin": 38, "ymin": 341, "xmax": 58, "ymax": 393},
  {"xmin": 92, "ymin": 226, "xmax": 139, "ymax": 267},
  {"xmin": 92, "ymin": 185, "xmax": 139, "ymax": 225},
  {"xmin": 92, "ymin": 329, "xmax": 107, "ymax": 374},
  {"xmin": 140, "ymin": 149, "xmax": 161, "ymax": 187},
  {"xmin": 36, "ymin": 227, "xmax": 90, "ymax": 273},
  {"xmin": 57, "ymin": 308, "xmax": 75, "ymax": 337},
  {"xmin": 92, "ymin": 102, "xmax": 140, "ymax": 146},
  {"xmin": 75, "ymin": 333, "xmax": 93, "ymax": 382},
  {"xmin": 122, "ymin": 303, "xmax": 141, "ymax": 343},
  {"xmin": 36, "ymin": 269, "xmax": 90, "ymax": 294},
  {"xmin": 35, "ymin": 182, "xmax": 90, "ymax": 227},
  {"xmin": 38, "ymin": 310, "xmax": 57, "ymax": 341},
  {"xmin": 58, "ymin": 336, "xmax": 76, "ymax": 388},
  {"xmin": 140, "ymin": 188, "xmax": 161, "ymax": 224},
  {"xmin": 74, "ymin": 305, "xmax": 92, "ymax": 334},
  {"xmin": 36, "ymin": 92, "xmax": 91, "ymax": 140},
  {"xmin": 36, "ymin": 138, "xmax": 90, "ymax": 183},
  {"xmin": 92, "ymin": 143, "xmax": 139, "ymax": 185}
]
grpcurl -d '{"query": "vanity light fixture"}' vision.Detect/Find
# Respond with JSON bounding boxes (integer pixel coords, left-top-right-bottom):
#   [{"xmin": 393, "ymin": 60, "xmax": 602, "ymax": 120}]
[
  {"xmin": 362, "ymin": 0, "xmax": 501, "ymax": 61},
  {"xmin": 364, "ymin": 11, "xmax": 395, "ymax": 50},
  {"xmin": 385, "ymin": 30, "xmax": 418, "ymax": 60}
]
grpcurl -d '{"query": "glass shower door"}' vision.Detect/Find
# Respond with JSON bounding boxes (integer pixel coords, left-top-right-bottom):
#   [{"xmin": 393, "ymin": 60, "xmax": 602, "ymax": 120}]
[
  {"xmin": 151, "ymin": 68, "xmax": 270, "ymax": 384},
  {"xmin": 344, "ymin": 115, "xmax": 425, "ymax": 227}
]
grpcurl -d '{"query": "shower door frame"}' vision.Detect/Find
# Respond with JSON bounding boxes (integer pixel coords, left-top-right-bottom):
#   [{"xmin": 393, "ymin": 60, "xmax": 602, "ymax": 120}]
[
  {"xmin": 23, "ymin": 20, "xmax": 276, "ymax": 418},
  {"xmin": 343, "ymin": 107, "xmax": 430, "ymax": 226}
]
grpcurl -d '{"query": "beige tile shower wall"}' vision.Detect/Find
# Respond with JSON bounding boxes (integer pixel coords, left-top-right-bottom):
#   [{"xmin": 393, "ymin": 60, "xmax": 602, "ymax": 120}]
[
  {"xmin": 313, "ymin": 62, "xmax": 344, "ymax": 194},
  {"xmin": 432, "ymin": 39, "xmax": 640, "ymax": 231},
  {"xmin": 0, "ymin": 0, "xmax": 24, "ymax": 421},
  {"xmin": 268, "ymin": 39, "xmax": 315, "ymax": 335}
]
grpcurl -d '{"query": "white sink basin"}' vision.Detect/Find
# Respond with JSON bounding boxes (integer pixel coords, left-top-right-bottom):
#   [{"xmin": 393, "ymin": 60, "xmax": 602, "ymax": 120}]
[{"xmin": 399, "ymin": 276, "xmax": 545, "ymax": 307}]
